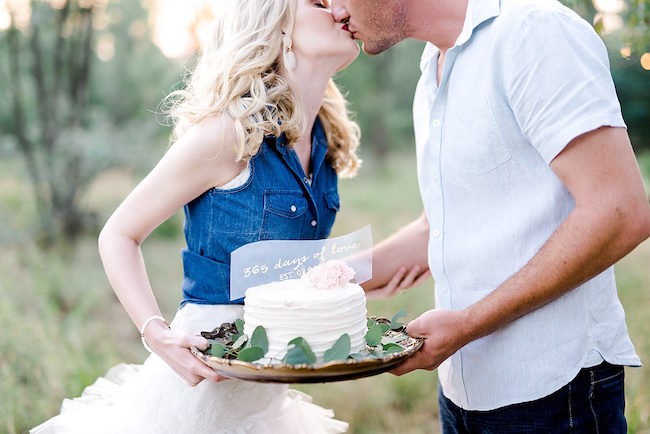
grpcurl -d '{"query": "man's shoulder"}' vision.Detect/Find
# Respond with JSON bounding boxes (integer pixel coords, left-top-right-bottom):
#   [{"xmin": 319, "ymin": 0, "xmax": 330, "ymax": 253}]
[{"xmin": 495, "ymin": 0, "xmax": 587, "ymax": 32}]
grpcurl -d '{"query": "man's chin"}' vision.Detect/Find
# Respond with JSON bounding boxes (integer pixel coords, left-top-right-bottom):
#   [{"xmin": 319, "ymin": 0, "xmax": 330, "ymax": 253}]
[{"xmin": 360, "ymin": 39, "xmax": 398, "ymax": 56}]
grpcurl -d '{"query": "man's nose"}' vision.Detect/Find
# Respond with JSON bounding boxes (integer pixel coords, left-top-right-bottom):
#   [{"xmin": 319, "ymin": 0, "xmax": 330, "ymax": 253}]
[{"xmin": 330, "ymin": 1, "xmax": 349, "ymax": 23}]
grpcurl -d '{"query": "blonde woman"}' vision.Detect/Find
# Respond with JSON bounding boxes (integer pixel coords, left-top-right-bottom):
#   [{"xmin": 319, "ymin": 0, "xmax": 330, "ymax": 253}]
[{"xmin": 31, "ymin": 0, "xmax": 361, "ymax": 432}]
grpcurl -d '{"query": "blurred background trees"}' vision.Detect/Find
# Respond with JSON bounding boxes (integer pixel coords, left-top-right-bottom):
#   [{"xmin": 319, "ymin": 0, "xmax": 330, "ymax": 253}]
[
  {"xmin": 0, "ymin": 2, "xmax": 649, "ymax": 433},
  {"xmin": 0, "ymin": 0, "xmax": 648, "ymax": 244}
]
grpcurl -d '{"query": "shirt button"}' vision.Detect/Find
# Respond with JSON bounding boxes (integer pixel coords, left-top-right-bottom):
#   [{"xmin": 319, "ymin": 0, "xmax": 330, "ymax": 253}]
[
  {"xmin": 432, "ymin": 119, "xmax": 441, "ymax": 128},
  {"xmin": 431, "ymin": 229, "xmax": 441, "ymax": 238},
  {"xmin": 310, "ymin": 220, "xmax": 317, "ymax": 227},
  {"xmin": 290, "ymin": 205, "xmax": 297, "ymax": 213}
]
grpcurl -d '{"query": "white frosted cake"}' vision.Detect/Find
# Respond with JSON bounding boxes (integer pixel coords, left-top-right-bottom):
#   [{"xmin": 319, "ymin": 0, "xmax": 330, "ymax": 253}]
[{"xmin": 243, "ymin": 260, "xmax": 368, "ymax": 362}]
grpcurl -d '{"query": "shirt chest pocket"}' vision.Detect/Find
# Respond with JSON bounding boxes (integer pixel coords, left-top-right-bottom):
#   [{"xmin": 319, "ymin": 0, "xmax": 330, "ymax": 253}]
[
  {"xmin": 260, "ymin": 190, "xmax": 310, "ymax": 240},
  {"xmin": 443, "ymin": 99, "xmax": 511, "ymax": 175}
]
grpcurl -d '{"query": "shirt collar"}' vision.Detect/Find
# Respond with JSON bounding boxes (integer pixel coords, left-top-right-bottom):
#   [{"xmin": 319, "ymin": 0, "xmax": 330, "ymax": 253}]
[
  {"xmin": 420, "ymin": 0, "xmax": 501, "ymax": 72},
  {"xmin": 270, "ymin": 117, "xmax": 328, "ymax": 177}
]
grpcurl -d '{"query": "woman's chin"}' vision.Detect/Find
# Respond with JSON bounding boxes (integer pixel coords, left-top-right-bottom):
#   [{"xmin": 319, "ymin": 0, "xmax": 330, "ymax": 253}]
[{"xmin": 336, "ymin": 45, "xmax": 361, "ymax": 72}]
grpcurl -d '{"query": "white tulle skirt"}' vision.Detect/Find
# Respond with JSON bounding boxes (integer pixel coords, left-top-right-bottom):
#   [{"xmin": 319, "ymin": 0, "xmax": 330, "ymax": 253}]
[{"xmin": 31, "ymin": 304, "xmax": 348, "ymax": 434}]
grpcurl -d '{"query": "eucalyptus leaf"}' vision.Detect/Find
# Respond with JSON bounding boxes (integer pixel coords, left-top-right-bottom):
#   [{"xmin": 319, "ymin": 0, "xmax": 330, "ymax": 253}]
[
  {"xmin": 323, "ymin": 334, "xmax": 351, "ymax": 363},
  {"xmin": 235, "ymin": 319, "xmax": 245, "ymax": 334},
  {"xmin": 370, "ymin": 348, "xmax": 385, "ymax": 358},
  {"xmin": 284, "ymin": 337, "xmax": 316, "ymax": 365},
  {"xmin": 381, "ymin": 334, "xmax": 407, "ymax": 345},
  {"xmin": 232, "ymin": 334, "xmax": 248, "ymax": 350},
  {"xmin": 367, "ymin": 318, "xmax": 376, "ymax": 329},
  {"xmin": 365, "ymin": 324, "xmax": 383, "ymax": 347},
  {"xmin": 390, "ymin": 308, "xmax": 407, "ymax": 330},
  {"xmin": 237, "ymin": 346, "xmax": 265, "ymax": 362},
  {"xmin": 249, "ymin": 326, "xmax": 269, "ymax": 354},
  {"xmin": 349, "ymin": 353, "xmax": 366, "ymax": 360},
  {"xmin": 382, "ymin": 343, "xmax": 405, "ymax": 354},
  {"xmin": 379, "ymin": 323, "xmax": 391, "ymax": 334},
  {"xmin": 230, "ymin": 333, "xmax": 242, "ymax": 344},
  {"xmin": 208, "ymin": 341, "xmax": 226, "ymax": 358}
]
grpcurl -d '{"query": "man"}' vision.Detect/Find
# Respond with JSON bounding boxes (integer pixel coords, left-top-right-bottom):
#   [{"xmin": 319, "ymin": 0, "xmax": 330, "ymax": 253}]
[{"xmin": 333, "ymin": 0, "xmax": 650, "ymax": 431}]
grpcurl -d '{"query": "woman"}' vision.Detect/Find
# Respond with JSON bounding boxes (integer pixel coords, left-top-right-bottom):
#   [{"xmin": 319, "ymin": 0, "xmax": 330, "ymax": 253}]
[{"xmin": 31, "ymin": 0, "xmax": 360, "ymax": 432}]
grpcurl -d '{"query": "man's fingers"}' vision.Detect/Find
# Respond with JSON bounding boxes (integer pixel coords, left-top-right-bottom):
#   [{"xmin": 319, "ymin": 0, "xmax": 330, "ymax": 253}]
[
  {"xmin": 390, "ymin": 352, "xmax": 422, "ymax": 376},
  {"xmin": 405, "ymin": 315, "xmax": 428, "ymax": 338}
]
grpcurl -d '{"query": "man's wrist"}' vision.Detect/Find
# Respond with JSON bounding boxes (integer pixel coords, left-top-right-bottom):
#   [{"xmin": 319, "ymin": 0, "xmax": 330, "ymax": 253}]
[{"xmin": 457, "ymin": 306, "xmax": 482, "ymax": 346}]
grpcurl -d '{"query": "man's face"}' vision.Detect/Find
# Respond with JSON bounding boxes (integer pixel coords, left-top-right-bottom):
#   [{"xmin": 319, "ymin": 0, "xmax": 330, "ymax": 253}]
[{"xmin": 330, "ymin": 0, "xmax": 408, "ymax": 55}]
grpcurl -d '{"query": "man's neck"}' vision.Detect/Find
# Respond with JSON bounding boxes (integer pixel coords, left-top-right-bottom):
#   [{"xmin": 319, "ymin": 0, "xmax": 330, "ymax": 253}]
[{"xmin": 406, "ymin": 0, "xmax": 469, "ymax": 51}]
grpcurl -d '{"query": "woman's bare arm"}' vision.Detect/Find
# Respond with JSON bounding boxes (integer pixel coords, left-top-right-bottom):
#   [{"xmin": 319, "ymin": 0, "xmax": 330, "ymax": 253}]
[{"xmin": 98, "ymin": 115, "xmax": 243, "ymax": 386}]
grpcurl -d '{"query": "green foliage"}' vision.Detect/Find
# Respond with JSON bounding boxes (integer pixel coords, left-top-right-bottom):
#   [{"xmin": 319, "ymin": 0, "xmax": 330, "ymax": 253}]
[
  {"xmin": 323, "ymin": 334, "xmax": 352, "ymax": 363},
  {"xmin": 390, "ymin": 308, "xmax": 407, "ymax": 330},
  {"xmin": 283, "ymin": 337, "xmax": 317, "ymax": 365},
  {"xmin": 236, "ymin": 346, "xmax": 265, "ymax": 362},
  {"xmin": 365, "ymin": 324, "xmax": 384, "ymax": 347},
  {"xmin": 208, "ymin": 341, "xmax": 226, "ymax": 358},
  {"xmin": 249, "ymin": 326, "xmax": 269, "ymax": 354}
]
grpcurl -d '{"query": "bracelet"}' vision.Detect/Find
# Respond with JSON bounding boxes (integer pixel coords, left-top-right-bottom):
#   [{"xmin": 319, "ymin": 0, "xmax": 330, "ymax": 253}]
[{"xmin": 139, "ymin": 315, "xmax": 170, "ymax": 353}]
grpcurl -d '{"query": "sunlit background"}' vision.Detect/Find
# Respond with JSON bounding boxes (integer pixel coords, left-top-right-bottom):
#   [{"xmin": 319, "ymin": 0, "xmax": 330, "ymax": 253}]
[
  {"xmin": 0, "ymin": 0, "xmax": 648, "ymax": 67},
  {"xmin": 0, "ymin": 1, "xmax": 649, "ymax": 433}
]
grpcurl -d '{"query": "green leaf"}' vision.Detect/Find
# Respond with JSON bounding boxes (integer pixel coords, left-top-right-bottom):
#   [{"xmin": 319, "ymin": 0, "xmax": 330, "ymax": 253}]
[
  {"xmin": 235, "ymin": 319, "xmax": 245, "ymax": 334},
  {"xmin": 349, "ymin": 353, "xmax": 366, "ymax": 360},
  {"xmin": 390, "ymin": 308, "xmax": 407, "ymax": 330},
  {"xmin": 323, "ymin": 334, "xmax": 351, "ymax": 363},
  {"xmin": 207, "ymin": 341, "xmax": 226, "ymax": 358},
  {"xmin": 249, "ymin": 326, "xmax": 269, "ymax": 354},
  {"xmin": 381, "ymin": 334, "xmax": 407, "ymax": 345},
  {"xmin": 379, "ymin": 323, "xmax": 391, "ymax": 334},
  {"xmin": 230, "ymin": 333, "xmax": 242, "ymax": 344},
  {"xmin": 382, "ymin": 343, "xmax": 405, "ymax": 354},
  {"xmin": 237, "ymin": 346, "xmax": 265, "ymax": 362},
  {"xmin": 365, "ymin": 324, "xmax": 383, "ymax": 347},
  {"xmin": 283, "ymin": 337, "xmax": 316, "ymax": 365},
  {"xmin": 232, "ymin": 334, "xmax": 248, "ymax": 350},
  {"xmin": 367, "ymin": 318, "xmax": 376, "ymax": 329}
]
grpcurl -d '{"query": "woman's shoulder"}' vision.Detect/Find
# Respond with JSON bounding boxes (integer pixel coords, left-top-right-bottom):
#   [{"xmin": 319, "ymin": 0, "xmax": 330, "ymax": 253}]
[
  {"xmin": 181, "ymin": 114, "xmax": 237, "ymax": 154},
  {"xmin": 169, "ymin": 114, "xmax": 244, "ymax": 189}
]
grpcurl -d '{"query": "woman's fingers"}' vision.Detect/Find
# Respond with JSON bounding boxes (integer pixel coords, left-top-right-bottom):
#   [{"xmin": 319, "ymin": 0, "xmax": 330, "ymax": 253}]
[
  {"xmin": 398, "ymin": 265, "xmax": 422, "ymax": 289},
  {"xmin": 410, "ymin": 268, "xmax": 431, "ymax": 288},
  {"xmin": 178, "ymin": 333, "xmax": 209, "ymax": 350}
]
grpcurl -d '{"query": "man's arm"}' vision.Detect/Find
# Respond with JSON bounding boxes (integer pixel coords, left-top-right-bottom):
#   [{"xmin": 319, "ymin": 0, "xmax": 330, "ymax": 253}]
[{"xmin": 393, "ymin": 126, "xmax": 650, "ymax": 374}]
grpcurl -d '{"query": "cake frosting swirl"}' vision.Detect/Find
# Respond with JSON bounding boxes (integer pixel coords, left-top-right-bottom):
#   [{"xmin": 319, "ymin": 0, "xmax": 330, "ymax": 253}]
[{"xmin": 243, "ymin": 261, "xmax": 368, "ymax": 362}]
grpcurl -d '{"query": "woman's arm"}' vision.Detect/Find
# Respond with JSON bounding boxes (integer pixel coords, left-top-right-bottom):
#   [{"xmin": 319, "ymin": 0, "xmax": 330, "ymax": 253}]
[
  {"xmin": 98, "ymin": 115, "xmax": 243, "ymax": 386},
  {"xmin": 362, "ymin": 212, "xmax": 431, "ymax": 298}
]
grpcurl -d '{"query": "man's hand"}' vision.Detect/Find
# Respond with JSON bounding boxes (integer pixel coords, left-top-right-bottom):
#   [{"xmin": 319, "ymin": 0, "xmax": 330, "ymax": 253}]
[
  {"xmin": 390, "ymin": 309, "xmax": 470, "ymax": 375},
  {"xmin": 366, "ymin": 265, "xmax": 431, "ymax": 300}
]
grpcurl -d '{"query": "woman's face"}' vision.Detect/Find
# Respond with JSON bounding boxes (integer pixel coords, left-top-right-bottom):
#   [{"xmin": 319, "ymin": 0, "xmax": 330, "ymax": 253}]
[{"xmin": 291, "ymin": 0, "xmax": 360, "ymax": 73}]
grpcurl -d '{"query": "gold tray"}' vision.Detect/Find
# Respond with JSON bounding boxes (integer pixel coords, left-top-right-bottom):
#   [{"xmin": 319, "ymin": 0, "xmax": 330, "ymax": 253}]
[{"xmin": 191, "ymin": 322, "xmax": 423, "ymax": 384}]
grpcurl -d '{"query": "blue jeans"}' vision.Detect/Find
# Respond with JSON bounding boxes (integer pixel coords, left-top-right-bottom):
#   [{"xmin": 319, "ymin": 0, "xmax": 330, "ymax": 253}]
[{"xmin": 439, "ymin": 361, "xmax": 627, "ymax": 433}]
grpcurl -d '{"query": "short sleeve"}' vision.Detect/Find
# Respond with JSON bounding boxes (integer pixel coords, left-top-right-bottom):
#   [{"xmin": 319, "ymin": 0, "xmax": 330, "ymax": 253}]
[{"xmin": 504, "ymin": 7, "xmax": 626, "ymax": 163}]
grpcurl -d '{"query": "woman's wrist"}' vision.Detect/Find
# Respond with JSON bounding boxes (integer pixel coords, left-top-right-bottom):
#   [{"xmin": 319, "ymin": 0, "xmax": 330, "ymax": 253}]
[{"xmin": 140, "ymin": 316, "xmax": 170, "ymax": 352}]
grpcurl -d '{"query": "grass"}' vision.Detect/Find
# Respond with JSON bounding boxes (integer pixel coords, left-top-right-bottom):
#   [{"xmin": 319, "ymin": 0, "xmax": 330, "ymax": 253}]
[{"xmin": 0, "ymin": 151, "xmax": 649, "ymax": 433}]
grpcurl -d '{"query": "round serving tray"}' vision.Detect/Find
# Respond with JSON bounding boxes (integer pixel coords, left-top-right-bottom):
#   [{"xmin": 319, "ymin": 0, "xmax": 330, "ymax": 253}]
[{"xmin": 191, "ymin": 320, "xmax": 423, "ymax": 384}]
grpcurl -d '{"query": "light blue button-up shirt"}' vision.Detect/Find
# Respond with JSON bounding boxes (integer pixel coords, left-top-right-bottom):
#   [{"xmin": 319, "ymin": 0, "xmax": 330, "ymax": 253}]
[{"xmin": 414, "ymin": 0, "xmax": 641, "ymax": 411}]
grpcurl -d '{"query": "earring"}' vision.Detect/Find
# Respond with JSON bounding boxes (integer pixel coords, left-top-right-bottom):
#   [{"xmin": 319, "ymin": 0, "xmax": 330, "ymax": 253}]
[{"xmin": 284, "ymin": 36, "xmax": 297, "ymax": 71}]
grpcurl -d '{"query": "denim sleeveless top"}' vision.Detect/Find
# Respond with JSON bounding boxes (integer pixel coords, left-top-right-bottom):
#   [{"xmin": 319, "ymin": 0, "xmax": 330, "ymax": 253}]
[{"xmin": 180, "ymin": 119, "xmax": 340, "ymax": 307}]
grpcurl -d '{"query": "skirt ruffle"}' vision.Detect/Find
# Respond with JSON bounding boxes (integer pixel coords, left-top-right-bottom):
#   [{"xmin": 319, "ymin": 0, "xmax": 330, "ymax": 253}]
[{"xmin": 31, "ymin": 304, "xmax": 348, "ymax": 434}]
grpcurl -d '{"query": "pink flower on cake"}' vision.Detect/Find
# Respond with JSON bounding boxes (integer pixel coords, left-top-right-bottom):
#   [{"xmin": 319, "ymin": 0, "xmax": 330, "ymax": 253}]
[{"xmin": 307, "ymin": 260, "xmax": 356, "ymax": 290}]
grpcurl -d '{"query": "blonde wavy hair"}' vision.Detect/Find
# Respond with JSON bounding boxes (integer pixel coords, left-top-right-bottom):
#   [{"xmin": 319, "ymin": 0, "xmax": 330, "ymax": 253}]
[{"xmin": 165, "ymin": 0, "xmax": 361, "ymax": 178}]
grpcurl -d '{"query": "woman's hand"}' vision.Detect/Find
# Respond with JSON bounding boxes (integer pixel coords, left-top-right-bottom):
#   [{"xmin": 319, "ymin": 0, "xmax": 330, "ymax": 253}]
[
  {"xmin": 144, "ymin": 320, "xmax": 228, "ymax": 386},
  {"xmin": 366, "ymin": 265, "xmax": 431, "ymax": 300}
]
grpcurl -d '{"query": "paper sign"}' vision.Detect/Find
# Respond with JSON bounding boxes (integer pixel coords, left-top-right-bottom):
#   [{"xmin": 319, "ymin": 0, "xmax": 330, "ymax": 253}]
[{"xmin": 229, "ymin": 225, "xmax": 373, "ymax": 300}]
